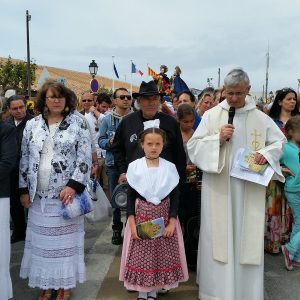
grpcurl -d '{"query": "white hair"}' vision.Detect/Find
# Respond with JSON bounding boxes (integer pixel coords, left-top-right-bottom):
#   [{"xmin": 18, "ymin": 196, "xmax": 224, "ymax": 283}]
[{"xmin": 224, "ymin": 68, "xmax": 250, "ymax": 87}]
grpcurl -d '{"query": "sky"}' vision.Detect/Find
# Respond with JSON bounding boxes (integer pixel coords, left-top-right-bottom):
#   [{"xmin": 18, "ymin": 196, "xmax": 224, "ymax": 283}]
[{"xmin": 1, "ymin": 0, "xmax": 300, "ymax": 94}]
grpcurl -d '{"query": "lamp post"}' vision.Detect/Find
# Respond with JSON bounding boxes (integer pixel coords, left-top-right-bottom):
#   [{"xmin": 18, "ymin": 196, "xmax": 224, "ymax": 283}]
[
  {"xmin": 207, "ymin": 77, "xmax": 213, "ymax": 87},
  {"xmin": 298, "ymin": 79, "xmax": 300, "ymax": 94},
  {"xmin": 89, "ymin": 60, "xmax": 99, "ymax": 93},
  {"xmin": 26, "ymin": 10, "xmax": 31, "ymax": 98},
  {"xmin": 89, "ymin": 59, "xmax": 98, "ymax": 78}
]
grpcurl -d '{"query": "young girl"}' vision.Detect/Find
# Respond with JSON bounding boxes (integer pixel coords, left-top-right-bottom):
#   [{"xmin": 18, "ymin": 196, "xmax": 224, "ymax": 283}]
[
  {"xmin": 119, "ymin": 120, "xmax": 188, "ymax": 300},
  {"xmin": 281, "ymin": 116, "xmax": 300, "ymax": 270},
  {"xmin": 177, "ymin": 104, "xmax": 201, "ymax": 270}
]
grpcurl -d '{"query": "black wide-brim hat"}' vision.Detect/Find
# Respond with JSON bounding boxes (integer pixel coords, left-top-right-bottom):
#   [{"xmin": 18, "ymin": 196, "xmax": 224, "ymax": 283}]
[
  {"xmin": 111, "ymin": 183, "xmax": 129, "ymax": 209},
  {"xmin": 132, "ymin": 80, "xmax": 165, "ymax": 98}
]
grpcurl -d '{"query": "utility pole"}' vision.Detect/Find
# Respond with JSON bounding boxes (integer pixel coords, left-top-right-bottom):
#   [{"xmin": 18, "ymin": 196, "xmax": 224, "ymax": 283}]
[
  {"xmin": 26, "ymin": 10, "xmax": 31, "ymax": 98},
  {"xmin": 218, "ymin": 68, "xmax": 221, "ymax": 88},
  {"xmin": 265, "ymin": 45, "xmax": 270, "ymax": 102}
]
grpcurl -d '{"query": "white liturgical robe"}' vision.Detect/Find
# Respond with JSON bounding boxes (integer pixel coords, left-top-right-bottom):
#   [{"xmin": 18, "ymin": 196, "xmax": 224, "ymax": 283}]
[{"xmin": 187, "ymin": 98, "xmax": 286, "ymax": 300}]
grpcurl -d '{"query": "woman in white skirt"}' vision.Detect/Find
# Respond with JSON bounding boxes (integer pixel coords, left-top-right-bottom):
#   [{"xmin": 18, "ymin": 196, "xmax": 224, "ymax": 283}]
[
  {"xmin": 19, "ymin": 81, "xmax": 92, "ymax": 300},
  {"xmin": 0, "ymin": 111, "xmax": 17, "ymax": 300}
]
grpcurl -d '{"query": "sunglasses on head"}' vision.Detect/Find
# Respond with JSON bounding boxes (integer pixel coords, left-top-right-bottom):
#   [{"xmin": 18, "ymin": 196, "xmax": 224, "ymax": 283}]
[
  {"xmin": 280, "ymin": 88, "xmax": 295, "ymax": 94},
  {"xmin": 117, "ymin": 95, "xmax": 132, "ymax": 100},
  {"xmin": 82, "ymin": 99, "xmax": 94, "ymax": 103}
]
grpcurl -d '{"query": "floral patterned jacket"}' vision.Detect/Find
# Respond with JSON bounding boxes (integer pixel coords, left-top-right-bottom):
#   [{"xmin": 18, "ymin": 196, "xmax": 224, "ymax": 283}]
[{"xmin": 19, "ymin": 113, "xmax": 92, "ymax": 201}]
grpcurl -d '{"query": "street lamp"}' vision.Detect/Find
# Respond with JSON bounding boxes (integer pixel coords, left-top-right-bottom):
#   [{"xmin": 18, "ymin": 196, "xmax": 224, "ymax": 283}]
[
  {"xmin": 26, "ymin": 10, "xmax": 31, "ymax": 97},
  {"xmin": 207, "ymin": 77, "xmax": 213, "ymax": 87},
  {"xmin": 89, "ymin": 60, "xmax": 98, "ymax": 78}
]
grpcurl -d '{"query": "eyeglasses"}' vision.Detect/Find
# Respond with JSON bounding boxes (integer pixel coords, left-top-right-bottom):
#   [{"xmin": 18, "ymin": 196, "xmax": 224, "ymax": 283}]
[
  {"xmin": 226, "ymin": 92, "xmax": 246, "ymax": 97},
  {"xmin": 82, "ymin": 99, "xmax": 94, "ymax": 103},
  {"xmin": 46, "ymin": 96, "xmax": 65, "ymax": 102},
  {"xmin": 117, "ymin": 95, "xmax": 132, "ymax": 100}
]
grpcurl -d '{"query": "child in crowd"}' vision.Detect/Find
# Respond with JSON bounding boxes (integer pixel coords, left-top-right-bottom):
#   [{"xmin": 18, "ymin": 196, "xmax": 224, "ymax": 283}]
[
  {"xmin": 281, "ymin": 116, "xmax": 300, "ymax": 270},
  {"xmin": 177, "ymin": 104, "xmax": 201, "ymax": 269},
  {"xmin": 119, "ymin": 120, "xmax": 188, "ymax": 300}
]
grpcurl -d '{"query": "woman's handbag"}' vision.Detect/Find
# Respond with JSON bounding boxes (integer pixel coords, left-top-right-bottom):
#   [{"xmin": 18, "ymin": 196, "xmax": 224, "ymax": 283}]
[
  {"xmin": 57, "ymin": 162, "xmax": 93, "ymax": 220},
  {"xmin": 85, "ymin": 179, "xmax": 112, "ymax": 222},
  {"xmin": 59, "ymin": 189, "xmax": 93, "ymax": 220}
]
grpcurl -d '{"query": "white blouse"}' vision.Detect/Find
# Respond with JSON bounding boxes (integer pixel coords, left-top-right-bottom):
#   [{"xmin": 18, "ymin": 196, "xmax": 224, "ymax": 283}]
[{"xmin": 37, "ymin": 123, "xmax": 59, "ymax": 191}]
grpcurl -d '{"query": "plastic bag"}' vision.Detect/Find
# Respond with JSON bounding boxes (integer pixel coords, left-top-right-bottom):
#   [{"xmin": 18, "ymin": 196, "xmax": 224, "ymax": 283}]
[{"xmin": 85, "ymin": 180, "xmax": 112, "ymax": 222}]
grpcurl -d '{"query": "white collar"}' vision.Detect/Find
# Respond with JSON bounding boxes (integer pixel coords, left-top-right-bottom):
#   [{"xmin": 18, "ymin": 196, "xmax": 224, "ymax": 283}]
[{"xmin": 126, "ymin": 157, "xmax": 179, "ymax": 205}]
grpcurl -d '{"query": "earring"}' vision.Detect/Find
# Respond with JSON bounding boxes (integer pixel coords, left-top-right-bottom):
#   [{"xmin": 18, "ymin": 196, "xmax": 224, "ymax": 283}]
[
  {"xmin": 43, "ymin": 106, "xmax": 49, "ymax": 118},
  {"xmin": 64, "ymin": 106, "xmax": 70, "ymax": 113}
]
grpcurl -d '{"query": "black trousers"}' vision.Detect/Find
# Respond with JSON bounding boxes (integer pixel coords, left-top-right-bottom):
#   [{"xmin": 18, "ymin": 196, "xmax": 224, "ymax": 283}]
[
  {"xmin": 178, "ymin": 182, "xmax": 201, "ymax": 270},
  {"xmin": 10, "ymin": 168, "xmax": 26, "ymax": 237}
]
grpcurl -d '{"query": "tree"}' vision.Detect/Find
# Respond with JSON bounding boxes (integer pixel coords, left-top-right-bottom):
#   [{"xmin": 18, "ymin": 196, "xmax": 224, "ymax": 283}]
[
  {"xmin": 97, "ymin": 85, "xmax": 113, "ymax": 97},
  {"xmin": 0, "ymin": 56, "xmax": 37, "ymax": 95}
]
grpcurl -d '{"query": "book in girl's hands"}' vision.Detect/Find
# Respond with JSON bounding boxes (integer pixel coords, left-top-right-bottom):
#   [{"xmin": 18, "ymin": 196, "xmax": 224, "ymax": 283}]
[
  {"xmin": 136, "ymin": 217, "xmax": 165, "ymax": 240},
  {"xmin": 238, "ymin": 148, "xmax": 268, "ymax": 174}
]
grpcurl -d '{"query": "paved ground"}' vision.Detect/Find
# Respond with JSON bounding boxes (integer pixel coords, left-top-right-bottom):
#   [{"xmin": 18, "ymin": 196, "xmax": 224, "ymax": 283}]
[{"xmin": 10, "ymin": 218, "xmax": 300, "ymax": 300}]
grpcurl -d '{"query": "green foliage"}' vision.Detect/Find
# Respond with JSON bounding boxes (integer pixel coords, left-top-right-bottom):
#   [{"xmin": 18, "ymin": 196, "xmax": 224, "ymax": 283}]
[
  {"xmin": 97, "ymin": 85, "xmax": 113, "ymax": 97},
  {"xmin": 0, "ymin": 56, "xmax": 37, "ymax": 95}
]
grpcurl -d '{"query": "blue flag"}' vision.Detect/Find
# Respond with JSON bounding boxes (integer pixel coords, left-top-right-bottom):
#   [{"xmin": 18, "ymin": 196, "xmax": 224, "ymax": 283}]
[
  {"xmin": 113, "ymin": 63, "xmax": 119, "ymax": 79},
  {"xmin": 173, "ymin": 75, "xmax": 189, "ymax": 94},
  {"xmin": 131, "ymin": 62, "xmax": 136, "ymax": 73}
]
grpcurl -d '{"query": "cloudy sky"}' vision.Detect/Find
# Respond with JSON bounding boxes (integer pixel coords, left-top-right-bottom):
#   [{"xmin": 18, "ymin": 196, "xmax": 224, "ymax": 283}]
[{"xmin": 1, "ymin": 0, "xmax": 300, "ymax": 93}]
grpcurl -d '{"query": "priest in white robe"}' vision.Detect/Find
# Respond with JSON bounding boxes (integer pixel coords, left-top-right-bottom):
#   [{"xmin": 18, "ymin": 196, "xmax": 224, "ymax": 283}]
[{"xmin": 187, "ymin": 68, "xmax": 286, "ymax": 300}]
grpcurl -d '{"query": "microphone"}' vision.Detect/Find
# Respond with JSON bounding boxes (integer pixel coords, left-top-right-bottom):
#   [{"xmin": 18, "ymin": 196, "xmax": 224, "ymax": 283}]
[{"xmin": 227, "ymin": 107, "xmax": 235, "ymax": 141}]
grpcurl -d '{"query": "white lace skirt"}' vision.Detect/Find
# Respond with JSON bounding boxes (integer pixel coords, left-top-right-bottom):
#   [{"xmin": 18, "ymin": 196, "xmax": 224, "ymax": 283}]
[
  {"xmin": 20, "ymin": 190, "xmax": 86, "ymax": 290},
  {"xmin": 0, "ymin": 197, "xmax": 13, "ymax": 299}
]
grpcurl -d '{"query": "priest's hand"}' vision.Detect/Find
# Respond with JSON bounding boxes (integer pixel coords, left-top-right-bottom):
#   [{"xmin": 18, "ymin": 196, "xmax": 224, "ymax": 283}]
[
  {"xmin": 128, "ymin": 215, "xmax": 140, "ymax": 240},
  {"xmin": 219, "ymin": 124, "xmax": 235, "ymax": 145},
  {"xmin": 164, "ymin": 217, "xmax": 176, "ymax": 238},
  {"xmin": 255, "ymin": 153, "xmax": 267, "ymax": 165}
]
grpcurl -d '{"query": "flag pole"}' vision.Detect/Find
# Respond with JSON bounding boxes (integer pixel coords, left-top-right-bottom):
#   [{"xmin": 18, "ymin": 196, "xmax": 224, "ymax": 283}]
[
  {"xmin": 147, "ymin": 63, "xmax": 150, "ymax": 78},
  {"xmin": 130, "ymin": 60, "xmax": 133, "ymax": 95},
  {"xmin": 112, "ymin": 56, "xmax": 115, "ymax": 92}
]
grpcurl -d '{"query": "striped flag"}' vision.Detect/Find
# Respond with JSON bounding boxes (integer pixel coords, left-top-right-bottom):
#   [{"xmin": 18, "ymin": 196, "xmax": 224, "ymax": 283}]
[
  {"xmin": 113, "ymin": 63, "xmax": 119, "ymax": 79},
  {"xmin": 131, "ymin": 62, "xmax": 143, "ymax": 76},
  {"xmin": 148, "ymin": 66, "xmax": 158, "ymax": 77}
]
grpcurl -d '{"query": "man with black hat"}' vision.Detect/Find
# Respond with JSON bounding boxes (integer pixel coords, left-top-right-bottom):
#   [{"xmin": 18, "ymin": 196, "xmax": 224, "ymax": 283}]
[{"xmin": 112, "ymin": 80, "xmax": 186, "ymax": 186}]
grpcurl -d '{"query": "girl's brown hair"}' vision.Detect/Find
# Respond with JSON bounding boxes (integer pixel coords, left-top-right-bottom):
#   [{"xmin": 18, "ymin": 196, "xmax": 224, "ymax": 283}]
[
  {"xmin": 139, "ymin": 127, "xmax": 167, "ymax": 145},
  {"xmin": 176, "ymin": 103, "xmax": 194, "ymax": 120},
  {"xmin": 285, "ymin": 115, "xmax": 300, "ymax": 140}
]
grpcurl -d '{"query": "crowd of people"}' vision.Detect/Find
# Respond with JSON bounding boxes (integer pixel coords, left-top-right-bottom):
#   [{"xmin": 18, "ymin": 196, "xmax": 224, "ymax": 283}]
[{"xmin": 0, "ymin": 67, "xmax": 300, "ymax": 300}]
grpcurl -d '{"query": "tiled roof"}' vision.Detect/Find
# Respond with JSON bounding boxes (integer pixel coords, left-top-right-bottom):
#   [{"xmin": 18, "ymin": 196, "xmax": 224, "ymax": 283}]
[
  {"xmin": 0, "ymin": 57, "xmax": 138, "ymax": 95},
  {"xmin": 34, "ymin": 65, "xmax": 138, "ymax": 95}
]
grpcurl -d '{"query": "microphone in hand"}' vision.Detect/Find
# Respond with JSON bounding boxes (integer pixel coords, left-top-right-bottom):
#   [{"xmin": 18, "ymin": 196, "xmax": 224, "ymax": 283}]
[{"xmin": 227, "ymin": 107, "xmax": 235, "ymax": 141}]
